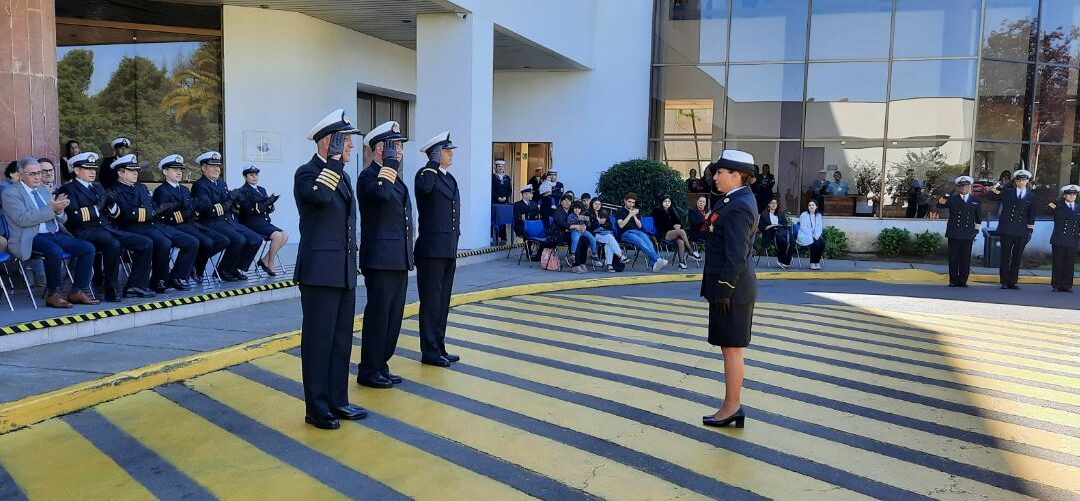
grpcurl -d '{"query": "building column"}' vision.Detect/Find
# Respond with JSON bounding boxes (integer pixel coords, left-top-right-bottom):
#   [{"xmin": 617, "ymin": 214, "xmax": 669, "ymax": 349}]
[
  {"xmin": 415, "ymin": 13, "xmax": 494, "ymax": 250},
  {"xmin": 0, "ymin": 0, "xmax": 59, "ymax": 162}
]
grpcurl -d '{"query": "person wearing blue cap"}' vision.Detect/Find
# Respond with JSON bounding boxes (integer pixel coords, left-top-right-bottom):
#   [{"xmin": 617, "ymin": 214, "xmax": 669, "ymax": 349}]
[
  {"xmin": 191, "ymin": 151, "xmax": 263, "ymax": 281},
  {"xmin": 987, "ymin": 169, "xmax": 1036, "ymax": 289},
  {"xmin": 294, "ymin": 108, "xmax": 367, "ymax": 430},
  {"xmin": 1048, "ymin": 185, "xmax": 1080, "ymax": 292},
  {"xmin": 234, "ymin": 165, "xmax": 289, "ymax": 276},
  {"xmin": 936, "ymin": 175, "xmax": 981, "ymax": 287},
  {"xmin": 355, "ymin": 120, "xmax": 412, "ymax": 389},
  {"xmin": 152, "ymin": 154, "xmax": 229, "ymax": 282},
  {"xmin": 413, "ymin": 131, "xmax": 462, "ymax": 367}
]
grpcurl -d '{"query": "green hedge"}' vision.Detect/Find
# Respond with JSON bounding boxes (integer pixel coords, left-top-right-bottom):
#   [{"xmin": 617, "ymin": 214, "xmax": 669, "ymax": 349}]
[
  {"xmin": 596, "ymin": 159, "xmax": 688, "ymax": 214},
  {"xmin": 823, "ymin": 226, "xmax": 849, "ymax": 259}
]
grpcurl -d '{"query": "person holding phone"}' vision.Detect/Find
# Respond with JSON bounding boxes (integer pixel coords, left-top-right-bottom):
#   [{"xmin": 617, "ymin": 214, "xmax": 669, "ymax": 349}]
[
  {"xmin": 356, "ymin": 120, "xmax": 413, "ymax": 387},
  {"xmin": 294, "ymin": 108, "xmax": 367, "ymax": 430}
]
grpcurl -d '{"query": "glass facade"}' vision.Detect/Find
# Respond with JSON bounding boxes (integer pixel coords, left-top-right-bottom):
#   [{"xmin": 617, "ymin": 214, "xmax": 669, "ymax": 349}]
[{"xmin": 651, "ymin": 0, "xmax": 1080, "ymax": 218}]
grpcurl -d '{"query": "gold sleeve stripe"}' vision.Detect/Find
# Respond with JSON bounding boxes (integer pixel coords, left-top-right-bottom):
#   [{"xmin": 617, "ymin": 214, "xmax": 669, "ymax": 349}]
[
  {"xmin": 137, "ymin": 208, "xmax": 147, "ymax": 222},
  {"xmin": 318, "ymin": 168, "xmax": 341, "ymax": 181},
  {"xmin": 174, "ymin": 211, "xmax": 185, "ymax": 224},
  {"xmin": 1027, "ymin": 224, "xmax": 1035, "ymax": 229},
  {"xmin": 214, "ymin": 203, "xmax": 224, "ymax": 216},
  {"xmin": 81, "ymin": 207, "xmax": 90, "ymax": 220},
  {"xmin": 1049, "ymin": 203, "xmax": 1058, "ymax": 209},
  {"xmin": 316, "ymin": 173, "xmax": 339, "ymax": 184},
  {"xmin": 316, "ymin": 177, "xmax": 337, "ymax": 190},
  {"xmin": 378, "ymin": 167, "xmax": 398, "ymax": 183},
  {"xmin": 420, "ymin": 168, "xmax": 438, "ymax": 175}
]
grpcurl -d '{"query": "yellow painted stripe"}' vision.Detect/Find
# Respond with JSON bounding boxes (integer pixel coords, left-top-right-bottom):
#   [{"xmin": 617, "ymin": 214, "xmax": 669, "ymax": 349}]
[
  {"xmin": 186, "ymin": 369, "xmax": 527, "ymax": 501},
  {"xmin": 424, "ymin": 316, "xmax": 1080, "ymax": 493},
  {"xmin": 252, "ymin": 353, "xmax": 723, "ymax": 501},
  {"xmin": 497, "ymin": 297, "xmax": 1080, "ymax": 411},
  {"xmin": 96, "ymin": 391, "xmax": 343, "ymax": 499},
  {"xmin": 0, "ymin": 419, "xmax": 155, "ymax": 500},
  {"xmin": 454, "ymin": 304, "xmax": 1080, "ymax": 456},
  {"xmin": 395, "ymin": 326, "xmax": 1027, "ymax": 500}
]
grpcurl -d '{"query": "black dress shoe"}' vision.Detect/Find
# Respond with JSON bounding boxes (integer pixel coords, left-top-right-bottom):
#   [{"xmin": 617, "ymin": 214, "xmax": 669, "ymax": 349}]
[
  {"xmin": 151, "ymin": 280, "xmax": 169, "ymax": 293},
  {"xmin": 357, "ymin": 374, "xmax": 394, "ymax": 389},
  {"xmin": 703, "ymin": 407, "xmax": 746, "ymax": 428},
  {"xmin": 382, "ymin": 372, "xmax": 403, "ymax": 385},
  {"xmin": 258, "ymin": 259, "xmax": 277, "ymax": 277},
  {"xmin": 331, "ymin": 404, "xmax": 368, "ymax": 420},
  {"xmin": 947, "ymin": 283, "xmax": 958, "ymax": 287},
  {"xmin": 104, "ymin": 290, "xmax": 122, "ymax": 302},
  {"xmin": 421, "ymin": 356, "xmax": 451, "ymax": 367},
  {"xmin": 1008, "ymin": 285, "xmax": 1020, "ymax": 290},
  {"xmin": 218, "ymin": 271, "xmax": 240, "ymax": 282},
  {"xmin": 124, "ymin": 287, "xmax": 157, "ymax": 298},
  {"xmin": 305, "ymin": 414, "xmax": 340, "ymax": 430},
  {"xmin": 234, "ymin": 272, "xmax": 248, "ymax": 280},
  {"xmin": 166, "ymin": 279, "xmax": 191, "ymax": 291},
  {"xmin": 442, "ymin": 353, "xmax": 461, "ymax": 363}
]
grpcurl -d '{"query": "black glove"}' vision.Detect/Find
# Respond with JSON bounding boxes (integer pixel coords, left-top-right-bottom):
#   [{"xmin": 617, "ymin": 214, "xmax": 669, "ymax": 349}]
[
  {"xmin": 713, "ymin": 297, "xmax": 732, "ymax": 314},
  {"xmin": 328, "ymin": 132, "xmax": 346, "ymax": 159},
  {"xmin": 382, "ymin": 139, "xmax": 399, "ymax": 165},
  {"xmin": 427, "ymin": 144, "xmax": 444, "ymax": 163},
  {"xmin": 267, "ymin": 194, "xmax": 280, "ymax": 206}
]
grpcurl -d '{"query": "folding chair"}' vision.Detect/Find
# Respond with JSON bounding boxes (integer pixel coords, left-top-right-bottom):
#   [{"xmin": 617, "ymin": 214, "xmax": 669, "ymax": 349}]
[
  {"xmin": 491, "ymin": 203, "xmax": 514, "ymax": 247},
  {"xmin": 0, "ymin": 251, "xmax": 14, "ymax": 311},
  {"xmin": 517, "ymin": 220, "xmax": 547, "ymax": 265}
]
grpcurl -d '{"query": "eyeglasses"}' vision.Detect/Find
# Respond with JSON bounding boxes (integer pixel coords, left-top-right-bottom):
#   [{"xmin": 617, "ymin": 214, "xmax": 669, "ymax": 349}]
[
  {"xmin": 41, "ymin": 169, "xmax": 53, "ymax": 174},
  {"xmin": 24, "ymin": 171, "xmax": 42, "ymax": 177}
]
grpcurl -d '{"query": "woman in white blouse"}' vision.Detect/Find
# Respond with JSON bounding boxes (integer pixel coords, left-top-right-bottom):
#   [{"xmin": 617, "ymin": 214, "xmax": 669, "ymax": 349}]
[{"xmin": 796, "ymin": 200, "xmax": 826, "ymax": 270}]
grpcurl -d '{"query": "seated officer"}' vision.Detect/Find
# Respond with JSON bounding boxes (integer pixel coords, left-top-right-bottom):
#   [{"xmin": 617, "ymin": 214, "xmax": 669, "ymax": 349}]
[
  {"xmin": 191, "ymin": 151, "xmax": 262, "ymax": 281},
  {"xmin": 58, "ymin": 152, "xmax": 154, "ymax": 301},
  {"xmin": 152, "ymin": 154, "xmax": 228, "ymax": 282},
  {"xmin": 235, "ymin": 165, "xmax": 289, "ymax": 276},
  {"xmin": 513, "ymin": 185, "xmax": 542, "ymax": 260},
  {"xmin": 108, "ymin": 154, "xmax": 198, "ymax": 293}
]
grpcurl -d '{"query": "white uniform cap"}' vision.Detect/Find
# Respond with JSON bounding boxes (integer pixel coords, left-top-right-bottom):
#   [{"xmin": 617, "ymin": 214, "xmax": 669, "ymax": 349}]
[
  {"xmin": 954, "ymin": 175, "xmax": 974, "ymax": 185},
  {"xmin": 68, "ymin": 152, "xmax": 100, "ymax": 170},
  {"xmin": 195, "ymin": 151, "xmax": 223, "ymax": 166},
  {"xmin": 111, "ymin": 154, "xmax": 139, "ymax": 170},
  {"xmin": 418, "ymin": 130, "xmax": 457, "ymax": 153},
  {"xmin": 111, "ymin": 137, "xmax": 131, "ymax": 149},
  {"xmin": 495, "ymin": 160, "xmax": 507, "ymax": 166},
  {"xmin": 1013, "ymin": 169, "xmax": 1033, "ymax": 179},
  {"xmin": 363, "ymin": 120, "xmax": 407, "ymax": 149},
  {"xmin": 713, "ymin": 149, "xmax": 757, "ymax": 174},
  {"xmin": 1060, "ymin": 184, "xmax": 1080, "ymax": 194},
  {"xmin": 158, "ymin": 154, "xmax": 185, "ymax": 171},
  {"xmin": 520, "ymin": 184, "xmax": 534, "ymax": 193},
  {"xmin": 306, "ymin": 108, "xmax": 362, "ymax": 142}
]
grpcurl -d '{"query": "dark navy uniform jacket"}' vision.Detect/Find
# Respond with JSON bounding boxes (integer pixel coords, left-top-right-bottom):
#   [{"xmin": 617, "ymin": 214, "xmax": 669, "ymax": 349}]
[
  {"xmin": 293, "ymin": 154, "xmax": 357, "ymax": 289},
  {"xmin": 513, "ymin": 199, "xmax": 541, "ymax": 235},
  {"xmin": 701, "ymin": 187, "xmax": 758, "ymax": 305},
  {"xmin": 986, "ymin": 187, "xmax": 1036, "ymax": 237},
  {"xmin": 109, "ymin": 182, "xmax": 159, "ymax": 230},
  {"xmin": 357, "ymin": 160, "xmax": 414, "ymax": 272},
  {"xmin": 491, "ymin": 173, "xmax": 512, "ymax": 203},
  {"xmin": 57, "ymin": 180, "xmax": 120, "ymax": 235},
  {"xmin": 191, "ymin": 176, "xmax": 235, "ymax": 222},
  {"xmin": 235, "ymin": 184, "xmax": 276, "ymax": 227},
  {"xmin": 1049, "ymin": 198, "xmax": 1080, "ymax": 248},
  {"xmin": 936, "ymin": 194, "xmax": 981, "ymax": 240},
  {"xmin": 414, "ymin": 161, "xmax": 460, "ymax": 259},
  {"xmin": 151, "ymin": 182, "xmax": 198, "ymax": 225},
  {"xmin": 98, "ymin": 156, "xmax": 120, "ymax": 189}
]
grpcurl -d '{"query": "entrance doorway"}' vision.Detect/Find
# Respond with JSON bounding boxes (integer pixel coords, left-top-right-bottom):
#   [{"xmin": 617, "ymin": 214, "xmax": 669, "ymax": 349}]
[{"xmin": 492, "ymin": 142, "xmax": 552, "ymax": 203}]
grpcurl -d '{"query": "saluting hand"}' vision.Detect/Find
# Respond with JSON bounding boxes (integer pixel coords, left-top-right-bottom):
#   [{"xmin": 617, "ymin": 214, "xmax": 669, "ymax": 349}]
[{"xmin": 328, "ymin": 132, "xmax": 346, "ymax": 160}]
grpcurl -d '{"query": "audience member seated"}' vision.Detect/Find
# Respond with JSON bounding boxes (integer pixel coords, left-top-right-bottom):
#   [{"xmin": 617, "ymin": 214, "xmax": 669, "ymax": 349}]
[
  {"xmin": 551, "ymin": 193, "xmax": 590, "ymax": 273},
  {"xmin": 1, "ymin": 157, "xmax": 98, "ymax": 308},
  {"xmin": 759, "ymin": 198, "xmax": 793, "ymax": 269},
  {"xmin": 651, "ymin": 195, "xmax": 699, "ymax": 270},
  {"xmin": 513, "ymin": 185, "xmax": 542, "ymax": 260},
  {"xmin": 688, "ymin": 195, "xmax": 709, "ymax": 243},
  {"xmin": 234, "ymin": 165, "xmax": 289, "ymax": 276},
  {"xmin": 586, "ymin": 197, "xmax": 628, "ymax": 272},
  {"xmin": 614, "ymin": 192, "xmax": 668, "ymax": 272},
  {"xmin": 567, "ymin": 200, "xmax": 600, "ymax": 268},
  {"xmin": 796, "ymin": 200, "xmax": 826, "ymax": 270}
]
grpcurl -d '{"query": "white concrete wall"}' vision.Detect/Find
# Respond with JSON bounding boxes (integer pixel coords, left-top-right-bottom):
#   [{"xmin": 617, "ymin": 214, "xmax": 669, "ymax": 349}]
[
  {"xmin": 221, "ymin": 6, "xmax": 416, "ymax": 237},
  {"xmin": 447, "ymin": 0, "xmax": 598, "ymax": 68},
  {"xmin": 491, "ymin": 0, "xmax": 653, "ymax": 199}
]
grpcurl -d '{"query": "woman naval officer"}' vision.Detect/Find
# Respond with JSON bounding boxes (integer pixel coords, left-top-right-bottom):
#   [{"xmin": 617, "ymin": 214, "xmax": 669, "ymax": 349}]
[{"xmin": 700, "ymin": 150, "xmax": 759, "ymax": 429}]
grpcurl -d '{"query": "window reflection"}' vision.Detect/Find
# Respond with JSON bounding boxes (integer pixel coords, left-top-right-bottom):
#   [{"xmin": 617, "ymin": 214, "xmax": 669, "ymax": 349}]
[
  {"xmin": 657, "ymin": 140, "xmax": 713, "ymax": 181},
  {"xmin": 1035, "ymin": 65, "xmax": 1079, "ymax": 145},
  {"xmin": 652, "ymin": 66, "xmax": 726, "ymax": 140},
  {"xmin": 655, "ymin": 0, "xmax": 730, "ymax": 64},
  {"xmin": 802, "ymin": 141, "xmax": 883, "ymax": 216},
  {"xmin": 805, "ymin": 62, "xmax": 888, "ymax": 140},
  {"xmin": 894, "ymin": 0, "xmax": 981, "ymax": 58},
  {"xmin": 724, "ymin": 140, "xmax": 801, "ymax": 213},
  {"xmin": 1039, "ymin": 0, "xmax": 1080, "ymax": 65},
  {"xmin": 882, "ymin": 143, "xmax": 971, "ymax": 219},
  {"xmin": 973, "ymin": 142, "xmax": 1029, "ymax": 219},
  {"xmin": 730, "ymin": 0, "xmax": 808, "ymax": 62},
  {"xmin": 1031, "ymin": 144, "xmax": 1080, "ymax": 211},
  {"xmin": 976, "ymin": 60, "xmax": 1036, "ymax": 141},
  {"xmin": 726, "ymin": 64, "xmax": 804, "ymax": 139},
  {"xmin": 982, "ymin": 0, "xmax": 1039, "ymax": 61},
  {"xmin": 889, "ymin": 60, "xmax": 976, "ymax": 141},
  {"xmin": 809, "ymin": 0, "xmax": 892, "ymax": 60}
]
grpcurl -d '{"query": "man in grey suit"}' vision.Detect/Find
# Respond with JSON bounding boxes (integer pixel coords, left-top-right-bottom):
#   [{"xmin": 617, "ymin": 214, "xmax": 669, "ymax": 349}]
[{"xmin": 1, "ymin": 157, "xmax": 98, "ymax": 308}]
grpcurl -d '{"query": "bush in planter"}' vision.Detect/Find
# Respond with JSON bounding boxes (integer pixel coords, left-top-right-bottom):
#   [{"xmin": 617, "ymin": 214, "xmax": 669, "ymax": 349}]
[
  {"xmin": 823, "ymin": 226, "xmax": 849, "ymax": 259},
  {"xmin": 914, "ymin": 230, "xmax": 944, "ymax": 258},
  {"xmin": 596, "ymin": 159, "xmax": 688, "ymax": 214},
  {"xmin": 876, "ymin": 227, "xmax": 911, "ymax": 257}
]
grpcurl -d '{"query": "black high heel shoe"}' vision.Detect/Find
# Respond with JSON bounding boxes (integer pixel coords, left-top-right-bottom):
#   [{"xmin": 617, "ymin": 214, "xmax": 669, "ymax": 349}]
[{"xmin": 703, "ymin": 407, "xmax": 745, "ymax": 428}]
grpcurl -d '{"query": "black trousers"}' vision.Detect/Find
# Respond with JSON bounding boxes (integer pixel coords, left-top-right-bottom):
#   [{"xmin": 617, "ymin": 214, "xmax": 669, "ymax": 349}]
[
  {"xmin": 173, "ymin": 223, "xmax": 229, "ymax": 277},
  {"xmin": 204, "ymin": 219, "xmax": 262, "ymax": 274},
  {"xmin": 77, "ymin": 228, "xmax": 153, "ymax": 291},
  {"xmin": 803, "ymin": 238, "xmax": 826, "ymax": 264},
  {"xmin": 125, "ymin": 224, "xmax": 198, "ymax": 283},
  {"xmin": 947, "ymin": 238, "xmax": 974, "ymax": 286},
  {"xmin": 999, "ymin": 234, "xmax": 1028, "ymax": 287},
  {"xmin": 763, "ymin": 228, "xmax": 792, "ymax": 265},
  {"xmin": 1051, "ymin": 244, "xmax": 1077, "ymax": 291},
  {"xmin": 416, "ymin": 257, "xmax": 456, "ymax": 361},
  {"xmin": 299, "ymin": 284, "xmax": 356, "ymax": 418},
  {"xmin": 358, "ymin": 269, "xmax": 407, "ymax": 380}
]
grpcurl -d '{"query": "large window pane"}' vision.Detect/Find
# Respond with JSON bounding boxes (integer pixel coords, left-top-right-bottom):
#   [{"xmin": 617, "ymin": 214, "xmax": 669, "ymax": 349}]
[
  {"xmin": 809, "ymin": 0, "xmax": 892, "ymax": 60},
  {"xmin": 893, "ymin": 0, "xmax": 981, "ymax": 58},
  {"xmin": 802, "ymin": 140, "xmax": 883, "ymax": 216},
  {"xmin": 726, "ymin": 64, "xmax": 804, "ymax": 139},
  {"xmin": 805, "ymin": 62, "xmax": 888, "ymax": 140},
  {"xmin": 654, "ymin": 0, "xmax": 729, "ymax": 64},
  {"xmin": 973, "ymin": 142, "xmax": 1029, "ymax": 219},
  {"xmin": 976, "ymin": 60, "xmax": 1036, "ymax": 141},
  {"xmin": 723, "ymin": 140, "xmax": 801, "ymax": 213},
  {"xmin": 658, "ymin": 140, "xmax": 714, "ymax": 180},
  {"xmin": 651, "ymin": 66, "xmax": 726, "ymax": 140},
  {"xmin": 1031, "ymin": 144, "xmax": 1080, "ymax": 212},
  {"xmin": 1039, "ymin": 0, "xmax": 1080, "ymax": 66},
  {"xmin": 889, "ymin": 60, "xmax": 976, "ymax": 141},
  {"xmin": 730, "ymin": 0, "xmax": 808, "ymax": 62},
  {"xmin": 882, "ymin": 142, "xmax": 972, "ymax": 218},
  {"xmin": 982, "ymin": 0, "xmax": 1039, "ymax": 61},
  {"xmin": 1035, "ymin": 65, "xmax": 1080, "ymax": 145}
]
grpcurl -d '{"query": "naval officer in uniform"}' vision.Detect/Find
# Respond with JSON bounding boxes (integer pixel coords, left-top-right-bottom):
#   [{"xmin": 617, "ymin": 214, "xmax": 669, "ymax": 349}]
[
  {"xmin": 986, "ymin": 169, "xmax": 1036, "ymax": 289},
  {"xmin": 936, "ymin": 176, "xmax": 981, "ymax": 287},
  {"xmin": 700, "ymin": 150, "xmax": 759, "ymax": 429},
  {"xmin": 356, "ymin": 120, "xmax": 413, "ymax": 389},
  {"xmin": 294, "ymin": 109, "xmax": 367, "ymax": 430},
  {"xmin": 414, "ymin": 131, "xmax": 462, "ymax": 367},
  {"xmin": 152, "ymin": 155, "xmax": 229, "ymax": 282},
  {"xmin": 1048, "ymin": 185, "xmax": 1080, "ymax": 292}
]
